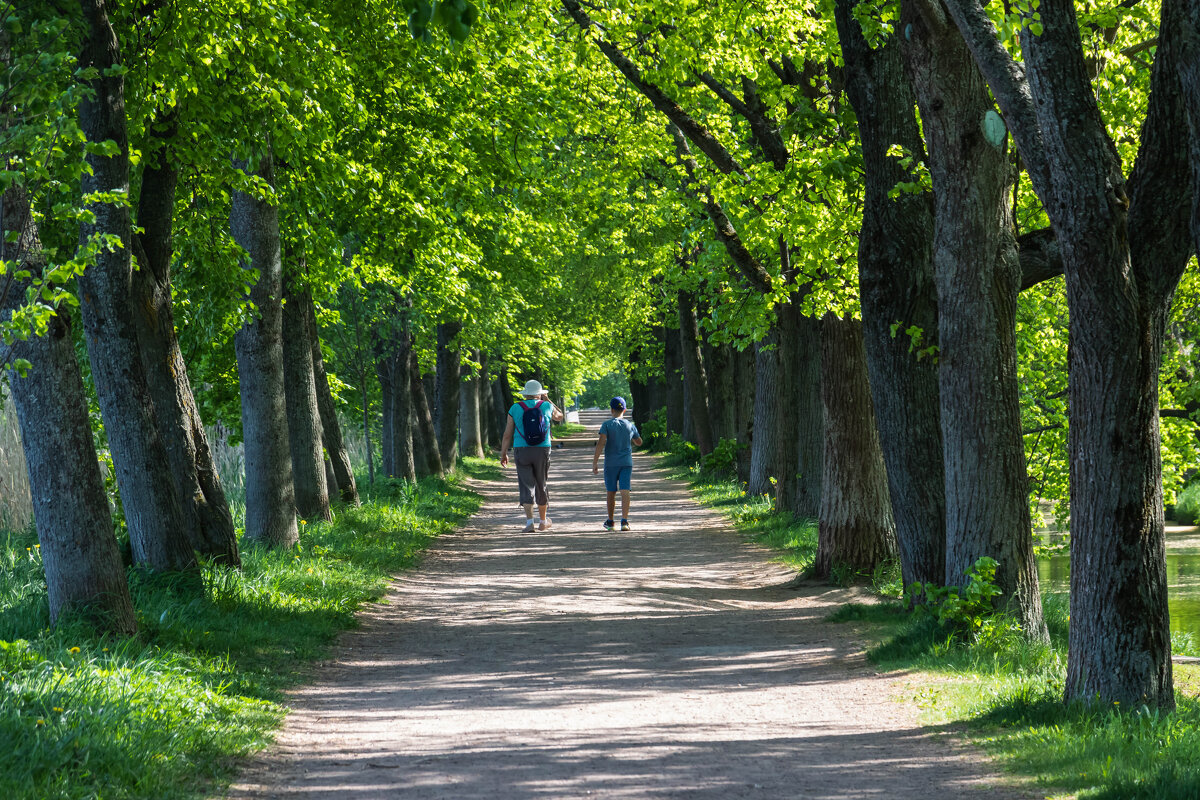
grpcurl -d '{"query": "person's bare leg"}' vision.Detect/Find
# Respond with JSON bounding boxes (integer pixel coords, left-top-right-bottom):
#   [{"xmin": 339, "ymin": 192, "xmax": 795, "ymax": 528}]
[
  {"xmin": 606, "ymin": 491, "xmax": 616, "ymax": 520},
  {"xmin": 523, "ymin": 503, "xmax": 534, "ymax": 521},
  {"xmin": 620, "ymin": 490, "xmax": 631, "ymax": 519}
]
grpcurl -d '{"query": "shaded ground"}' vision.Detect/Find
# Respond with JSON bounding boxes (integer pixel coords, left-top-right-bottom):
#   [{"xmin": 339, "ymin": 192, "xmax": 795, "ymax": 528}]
[{"xmin": 224, "ymin": 411, "xmax": 1028, "ymax": 799}]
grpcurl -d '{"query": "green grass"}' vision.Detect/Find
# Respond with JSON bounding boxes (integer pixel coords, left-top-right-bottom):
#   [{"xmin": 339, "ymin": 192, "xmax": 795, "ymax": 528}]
[
  {"xmin": 826, "ymin": 593, "xmax": 1200, "ymax": 798},
  {"xmin": 1174, "ymin": 482, "xmax": 1200, "ymax": 525},
  {"xmin": 662, "ymin": 449, "xmax": 1200, "ymax": 798},
  {"xmin": 0, "ymin": 458, "xmax": 495, "ymax": 800},
  {"xmin": 657, "ymin": 453, "xmax": 819, "ymax": 575},
  {"xmin": 552, "ymin": 421, "xmax": 589, "ymax": 436}
]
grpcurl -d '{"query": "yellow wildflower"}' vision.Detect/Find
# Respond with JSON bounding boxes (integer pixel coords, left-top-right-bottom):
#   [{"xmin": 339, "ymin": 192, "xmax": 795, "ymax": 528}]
[{"xmin": 68, "ymin": 647, "xmax": 80, "ymax": 654}]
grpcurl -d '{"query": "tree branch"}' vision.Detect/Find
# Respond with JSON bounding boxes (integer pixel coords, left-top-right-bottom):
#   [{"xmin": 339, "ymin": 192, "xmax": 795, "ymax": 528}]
[
  {"xmin": 668, "ymin": 123, "xmax": 774, "ymax": 294},
  {"xmin": 562, "ymin": 0, "xmax": 745, "ymax": 176},
  {"xmin": 1017, "ymin": 226, "xmax": 1065, "ymax": 290},
  {"xmin": 942, "ymin": 0, "xmax": 1054, "ymax": 204}
]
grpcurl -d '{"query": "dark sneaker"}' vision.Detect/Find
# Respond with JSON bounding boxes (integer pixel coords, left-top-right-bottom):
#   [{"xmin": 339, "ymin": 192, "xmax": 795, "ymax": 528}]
[
  {"xmin": 620, "ymin": 519, "xmax": 631, "ymax": 531},
  {"xmin": 522, "ymin": 520, "xmax": 536, "ymax": 533},
  {"xmin": 602, "ymin": 519, "xmax": 615, "ymax": 531}
]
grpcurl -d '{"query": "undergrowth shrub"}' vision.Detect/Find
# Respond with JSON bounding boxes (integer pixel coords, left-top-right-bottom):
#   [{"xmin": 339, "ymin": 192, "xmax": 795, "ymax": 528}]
[
  {"xmin": 699, "ymin": 438, "xmax": 739, "ymax": 476},
  {"xmin": 1174, "ymin": 482, "xmax": 1200, "ymax": 525}
]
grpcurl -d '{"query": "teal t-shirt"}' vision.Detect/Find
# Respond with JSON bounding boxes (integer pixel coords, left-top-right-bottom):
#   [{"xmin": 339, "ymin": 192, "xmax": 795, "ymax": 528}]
[
  {"xmin": 599, "ymin": 417, "xmax": 639, "ymax": 467},
  {"xmin": 509, "ymin": 400, "xmax": 553, "ymax": 448}
]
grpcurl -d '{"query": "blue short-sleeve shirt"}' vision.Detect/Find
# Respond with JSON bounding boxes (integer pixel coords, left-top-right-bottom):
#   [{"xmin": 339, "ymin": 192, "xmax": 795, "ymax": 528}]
[
  {"xmin": 509, "ymin": 400, "xmax": 553, "ymax": 448},
  {"xmin": 599, "ymin": 417, "xmax": 639, "ymax": 467}
]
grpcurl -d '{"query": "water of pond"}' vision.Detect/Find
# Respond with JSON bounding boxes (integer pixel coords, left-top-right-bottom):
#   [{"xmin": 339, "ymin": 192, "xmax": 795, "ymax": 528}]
[{"xmin": 1038, "ymin": 527, "xmax": 1200, "ymax": 639}]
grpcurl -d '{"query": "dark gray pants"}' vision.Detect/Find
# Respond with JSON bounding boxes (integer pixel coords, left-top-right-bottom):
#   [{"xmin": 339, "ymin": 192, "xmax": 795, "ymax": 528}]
[{"xmin": 515, "ymin": 447, "xmax": 551, "ymax": 506}]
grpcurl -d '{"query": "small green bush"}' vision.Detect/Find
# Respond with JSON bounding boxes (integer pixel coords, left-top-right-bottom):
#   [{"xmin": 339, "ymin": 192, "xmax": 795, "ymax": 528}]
[
  {"xmin": 699, "ymin": 438, "xmax": 740, "ymax": 476},
  {"xmin": 1174, "ymin": 482, "xmax": 1200, "ymax": 525}
]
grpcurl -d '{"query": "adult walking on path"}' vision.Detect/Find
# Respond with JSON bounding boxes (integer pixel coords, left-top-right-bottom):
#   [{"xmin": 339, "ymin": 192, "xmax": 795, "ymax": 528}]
[
  {"xmin": 223, "ymin": 409, "xmax": 1029, "ymax": 800},
  {"xmin": 499, "ymin": 379, "xmax": 563, "ymax": 531}
]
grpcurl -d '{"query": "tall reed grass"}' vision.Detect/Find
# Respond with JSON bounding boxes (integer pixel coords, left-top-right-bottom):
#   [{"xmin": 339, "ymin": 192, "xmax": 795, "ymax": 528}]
[{"xmin": 0, "ymin": 388, "xmax": 32, "ymax": 533}]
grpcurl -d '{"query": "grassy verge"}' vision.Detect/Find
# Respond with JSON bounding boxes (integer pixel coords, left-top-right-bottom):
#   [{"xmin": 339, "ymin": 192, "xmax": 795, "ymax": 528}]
[
  {"xmin": 656, "ymin": 450, "xmax": 1200, "ymax": 798},
  {"xmin": 654, "ymin": 453, "xmax": 820, "ymax": 576},
  {"xmin": 552, "ymin": 421, "xmax": 589, "ymax": 436},
  {"xmin": 0, "ymin": 457, "xmax": 496, "ymax": 800}
]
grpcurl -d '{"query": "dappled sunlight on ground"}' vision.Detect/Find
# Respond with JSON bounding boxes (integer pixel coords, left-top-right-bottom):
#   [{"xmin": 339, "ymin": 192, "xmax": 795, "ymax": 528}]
[{"xmin": 224, "ymin": 411, "xmax": 1027, "ymax": 800}]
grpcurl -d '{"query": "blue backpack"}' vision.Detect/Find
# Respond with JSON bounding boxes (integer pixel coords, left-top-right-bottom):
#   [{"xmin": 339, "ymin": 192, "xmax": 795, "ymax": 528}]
[{"xmin": 518, "ymin": 400, "xmax": 549, "ymax": 446}]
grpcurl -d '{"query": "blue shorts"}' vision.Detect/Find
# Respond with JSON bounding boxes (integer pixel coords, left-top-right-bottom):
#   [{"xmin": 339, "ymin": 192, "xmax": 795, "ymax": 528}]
[{"xmin": 604, "ymin": 464, "xmax": 632, "ymax": 492}]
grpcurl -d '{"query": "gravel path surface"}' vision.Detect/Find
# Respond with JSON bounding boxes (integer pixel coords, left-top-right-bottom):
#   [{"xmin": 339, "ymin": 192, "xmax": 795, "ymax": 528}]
[{"xmin": 223, "ymin": 411, "xmax": 1028, "ymax": 799}]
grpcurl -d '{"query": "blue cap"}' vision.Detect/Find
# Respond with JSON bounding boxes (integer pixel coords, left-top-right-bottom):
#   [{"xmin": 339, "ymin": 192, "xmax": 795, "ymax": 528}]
[{"xmin": 610, "ymin": 396, "xmax": 626, "ymax": 410}]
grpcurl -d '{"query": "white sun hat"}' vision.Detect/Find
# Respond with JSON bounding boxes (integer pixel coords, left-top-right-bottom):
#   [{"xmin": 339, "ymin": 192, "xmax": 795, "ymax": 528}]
[{"xmin": 521, "ymin": 379, "xmax": 544, "ymax": 397}]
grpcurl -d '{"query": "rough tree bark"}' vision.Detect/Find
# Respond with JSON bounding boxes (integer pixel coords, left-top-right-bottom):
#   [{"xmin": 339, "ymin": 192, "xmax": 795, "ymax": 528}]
[
  {"xmin": 814, "ymin": 315, "xmax": 898, "ymax": 578},
  {"xmin": 302, "ymin": 293, "xmax": 358, "ymax": 504},
  {"xmin": 130, "ymin": 113, "xmax": 239, "ymax": 565},
  {"xmin": 231, "ymin": 145, "xmax": 298, "ymax": 549},
  {"xmin": 946, "ymin": 0, "xmax": 1193, "ymax": 706},
  {"xmin": 393, "ymin": 312, "xmax": 417, "ymax": 481},
  {"xmin": 678, "ymin": 290, "xmax": 714, "ymax": 455},
  {"xmin": 282, "ymin": 276, "xmax": 331, "ymax": 522},
  {"xmin": 77, "ymin": 1, "xmax": 195, "ymax": 572},
  {"xmin": 663, "ymin": 324, "xmax": 686, "ymax": 434},
  {"xmin": 775, "ymin": 302, "xmax": 822, "ymax": 519},
  {"xmin": 435, "ymin": 322, "xmax": 462, "ymax": 468},
  {"xmin": 1, "ymin": 184, "xmax": 137, "ymax": 634},
  {"xmin": 705, "ymin": 341, "xmax": 737, "ymax": 444},
  {"xmin": 735, "ymin": 345, "xmax": 755, "ymax": 484},
  {"xmin": 459, "ymin": 349, "xmax": 485, "ymax": 458},
  {"xmin": 901, "ymin": 0, "xmax": 1045, "ymax": 637},
  {"xmin": 377, "ymin": 352, "xmax": 395, "ymax": 477},
  {"xmin": 411, "ymin": 349, "xmax": 444, "ymax": 478},
  {"xmin": 747, "ymin": 328, "xmax": 781, "ymax": 496},
  {"xmin": 834, "ymin": 0, "xmax": 946, "ymax": 590}
]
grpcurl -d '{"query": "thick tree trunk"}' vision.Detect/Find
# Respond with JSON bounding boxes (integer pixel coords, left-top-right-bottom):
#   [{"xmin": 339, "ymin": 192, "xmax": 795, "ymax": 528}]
[
  {"xmin": 814, "ymin": 315, "xmax": 898, "ymax": 578},
  {"xmin": 131, "ymin": 115, "xmax": 239, "ymax": 565},
  {"xmin": 747, "ymin": 327, "xmax": 780, "ymax": 496},
  {"xmin": 901, "ymin": 3, "xmax": 1044, "ymax": 636},
  {"xmin": 663, "ymin": 324, "xmax": 686, "ymax": 434},
  {"xmin": 77, "ymin": 2, "xmax": 195, "ymax": 572},
  {"xmin": 776, "ymin": 302, "xmax": 822, "ymax": 518},
  {"xmin": 459, "ymin": 349, "xmax": 485, "ymax": 458},
  {"xmin": 944, "ymin": 0, "xmax": 1193, "ymax": 706},
  {"xmin": 735, "ymin": 344, "xmax": 755, "ymax": 485},
  {"xmin": 704, "ymin": 341, "xmax": 737, "ymax": 444},
  {"xmin": 282, "ymin": 277, "xmax": 331, "ymax": 522},
  {"xmin": 1, "ymin": 185, "xmax": 137, "ymax": 634},
  {"xmin": 393, "ymin": 321, "xmax": 417, "ymax": 482},
  {"xmin": 678, "ymin": 291, "xmax": 714, "ymax": 454},
  {"xmin": 411, "ymin": 349, "xmax": 444, "ymax": 477},
  {"xmin": 489, "ymin": 378, "xmax": 507, "ymax": 449},
  {"xmin": 377, "ymin": 354, "xmax": 395, "ymax": 476},
  {"xmin": 302, "ymin": 294, "xmax": 358, "ymax": 504},
  {"xmin": 435, "ymin": 322, "xmax": 462, "ymax": 468},
  {"xmin": 836, "ymin": 0, "xmax": 945, "ymax": 590},
  {"xmin": 231, "ymin": 146, "xmax": 299, "ymax": 548}
]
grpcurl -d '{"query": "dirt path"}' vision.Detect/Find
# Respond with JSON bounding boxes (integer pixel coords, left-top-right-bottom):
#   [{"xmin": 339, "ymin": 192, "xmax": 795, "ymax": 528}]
[{"xmin": 224, "ymin": 411, "xmax": 1026, "ymax": 799}]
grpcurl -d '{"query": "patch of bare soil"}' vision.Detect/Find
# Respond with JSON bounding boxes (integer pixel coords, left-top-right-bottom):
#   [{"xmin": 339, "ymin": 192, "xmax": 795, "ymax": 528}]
[{"xmin": 222, "ymin": 412, "xmax": 1031, "ymax": 799}]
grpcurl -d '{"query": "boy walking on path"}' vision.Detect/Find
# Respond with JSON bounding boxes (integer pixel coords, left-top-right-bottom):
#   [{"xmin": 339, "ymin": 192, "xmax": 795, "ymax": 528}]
[
  {"xmin": 593, "ymin": 397, "xmax": 642, "ymax": 531},
  {"xmin": 500, "ymin": 380, "xmax": 563, "ymax": 532}
]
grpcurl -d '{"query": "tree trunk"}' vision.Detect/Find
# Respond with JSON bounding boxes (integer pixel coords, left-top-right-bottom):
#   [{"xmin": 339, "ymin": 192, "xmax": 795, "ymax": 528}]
[
  {"xmin": 130, "ymin": 114, "xmax": 239, "ymax": 565},
  {"xmin": 944, "ymin": 0, "xmax": 1194, "ymax": 706},
  {"xmin": 302, "ymin": 293, "xmax": 358, "ymax": 504},
  {"xmin": 814, "ymin": 315, "xmax": 898, "ymax": 578},
  {"xmin": 459, "ymin": 349, "xmax": 485, "ymax": 458},
  {"xmin": 663, "ymin": 324, "xmax": 685, "ymax": 434},
  {"xmin": 376, "ymin": 353, "xmax": 395, "ymax": 477},
  {"xmin": 776, "ymin": 302, "xmax": 822, "ymax": 518},
  {"xmin": 1, "ymin": 184, "xmax": 138, "ymax": 634},
  {"xmin": 901, "ymin": 2, "xmax": 1044, "ymax": 636},
  {"xmin": 704, "ymin": 341, "xmax": 737, "ymax": 444},
  {"xmin": 77, "ymin": 2, "xmax": 196, "ymax": 572},
  {"xmin": 835, "ymin": 0, "xmax": 946, "ymax": 590},
  {"xmin": 678, "ymin": 291, "xmax": 714, "ymax": 454},
  {"xmin": 735, "ymin": 344, "xmax": 755, "ymax": 484},
  {"xmin": 393, "ymin": 318, "xmax": 417, "ymax": 482},
  {"xmin": 231, "ymin": 146, "xmax": 299, "ymax": 549},
  {"xmin": 748, "ymin": 327, "xmax": 780, "ymax": 496},
  {"xmin": 490, "ymin": 377, "xmax": 508, "ymax": 449},
  {"xmin": 411, "ymin": 349, "xmax": 444, "ymax": 477},
  {"xmin": 282, "ymin": 277, "xmax": 331, "ymax": 522},
  {"xmin": 435, "ymin": 322, "xmax": 462, "ymax": 468}
]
